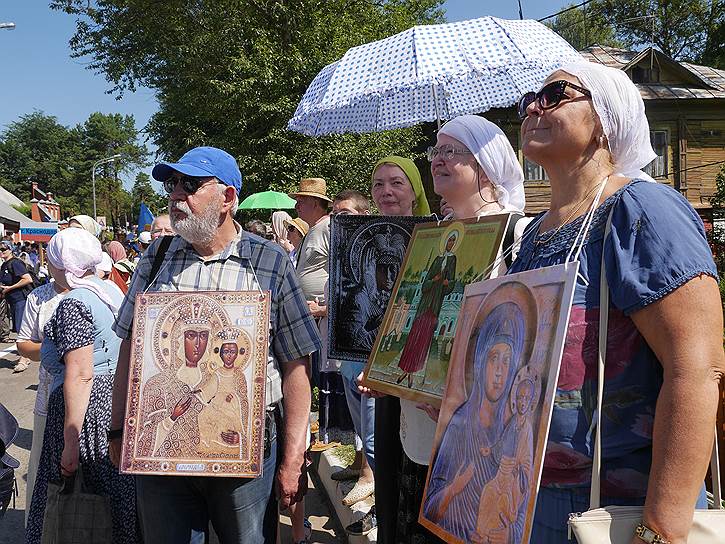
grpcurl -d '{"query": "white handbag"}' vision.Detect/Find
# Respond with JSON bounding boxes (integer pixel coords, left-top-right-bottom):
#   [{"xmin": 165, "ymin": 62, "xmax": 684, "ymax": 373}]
[{"xmin": 568, "ymin": 210, "xmax": 725, "ymax": 543}]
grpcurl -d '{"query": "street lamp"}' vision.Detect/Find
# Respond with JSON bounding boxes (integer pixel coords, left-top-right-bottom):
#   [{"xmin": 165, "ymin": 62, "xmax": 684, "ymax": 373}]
[
  {"xmin": 91, "ymin": 154, "xmax": 122, "ymax": 219},
  {"xmin": 0, "ymin": 22, "xmax": 16, "ymax": 30}
]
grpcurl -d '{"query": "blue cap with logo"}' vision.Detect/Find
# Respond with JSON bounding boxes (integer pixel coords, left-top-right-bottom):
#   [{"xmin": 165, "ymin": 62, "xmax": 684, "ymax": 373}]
[{"xmin": 152, "ymin": 146, "xmax": 242, "ymax": 194}]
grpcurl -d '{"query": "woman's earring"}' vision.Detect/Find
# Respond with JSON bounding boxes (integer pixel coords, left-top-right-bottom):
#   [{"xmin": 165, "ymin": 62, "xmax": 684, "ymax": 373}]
[{"xmin": 598, "ymin": 134, "xmax": 606, "ymax": 148}]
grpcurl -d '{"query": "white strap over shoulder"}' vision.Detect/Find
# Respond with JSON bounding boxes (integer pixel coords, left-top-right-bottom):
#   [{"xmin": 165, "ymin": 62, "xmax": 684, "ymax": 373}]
[{"xmin": 589, "ymin": 208, "xmax": 723, "ymax": 511}]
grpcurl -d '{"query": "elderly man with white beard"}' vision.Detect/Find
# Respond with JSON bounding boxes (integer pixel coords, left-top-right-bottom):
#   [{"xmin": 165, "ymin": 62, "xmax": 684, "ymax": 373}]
[{"xmin": 107, "ymin": 146, "xmax": 321, "ymax": 544}]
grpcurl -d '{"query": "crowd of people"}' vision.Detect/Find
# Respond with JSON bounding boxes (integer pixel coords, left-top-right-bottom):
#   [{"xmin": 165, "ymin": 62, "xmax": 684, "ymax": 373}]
[{"xmin": 7, "ymin": 61, "xmax": 724, "ymax": 544}]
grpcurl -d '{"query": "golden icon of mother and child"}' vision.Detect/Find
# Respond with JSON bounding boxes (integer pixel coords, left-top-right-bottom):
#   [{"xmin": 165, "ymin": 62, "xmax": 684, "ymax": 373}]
[{"xmin": 127, "ymin": 292, "xmax": 267, "ymax": 469}]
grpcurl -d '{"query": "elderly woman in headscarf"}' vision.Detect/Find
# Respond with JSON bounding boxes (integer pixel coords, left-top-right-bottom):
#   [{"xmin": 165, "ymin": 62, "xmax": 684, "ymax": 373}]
[
  {"xmin": 68, "ymin": 214, "xmax": 103, "ymax": 239},
  {"xmin": 430, "ymin": 115, "xmax": 529, "ymax": 265},
  {"xmin": 431, "ymin": 115, "xmax": 525, "ymax": 216},
  {"xmin": 357, "ymin": 155, "xmax": 441, "ymax": 541},
  {"xmin": 25, "ymin": 229, "xmax": 140, "ymax": 544},
  {"xmin": 512, "ymin": 62, "xmax": 724, "ymax": 542}
]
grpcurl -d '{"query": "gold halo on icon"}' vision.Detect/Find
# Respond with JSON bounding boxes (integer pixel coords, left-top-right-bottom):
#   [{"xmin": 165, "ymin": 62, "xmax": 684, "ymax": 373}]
[{"xmin": 438, "ymin": 222, "xmax": 464, "ymax": 254}]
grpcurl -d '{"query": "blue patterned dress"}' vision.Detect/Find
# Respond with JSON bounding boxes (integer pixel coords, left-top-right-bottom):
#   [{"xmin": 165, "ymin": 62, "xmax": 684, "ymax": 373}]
[{"xmin": 508, "ymin": 180, "xmax": 717, "ymax": 542}]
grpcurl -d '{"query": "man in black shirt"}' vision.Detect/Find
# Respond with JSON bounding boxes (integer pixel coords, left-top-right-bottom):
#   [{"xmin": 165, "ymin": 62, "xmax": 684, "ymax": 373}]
[{"xmin": 0, "ymin": 244, "xmax": 32, "ymax": 333}]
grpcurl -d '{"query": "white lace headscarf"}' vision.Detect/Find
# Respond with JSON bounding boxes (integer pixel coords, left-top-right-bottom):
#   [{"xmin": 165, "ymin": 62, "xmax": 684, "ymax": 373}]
[
  {"xmin": 47, "ymin": 228, "xmax": 119, "ymax": 312},
  {"xmin": 271, "ymin": 211, "xmax": 293, "ymax": 243},
  {"xmin": 560, "ymin": 61, "xmax": 657, "ymax": 182},
  {"xmin": 438, "ymin": 115, "xmax": 525, "ymax": 213}
]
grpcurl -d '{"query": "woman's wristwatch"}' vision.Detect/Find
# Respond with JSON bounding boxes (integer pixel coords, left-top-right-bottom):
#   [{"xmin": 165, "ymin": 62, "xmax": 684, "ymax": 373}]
[{"xmin": 635, "ymin": 523, "xmax": 670, "ymax": 544}]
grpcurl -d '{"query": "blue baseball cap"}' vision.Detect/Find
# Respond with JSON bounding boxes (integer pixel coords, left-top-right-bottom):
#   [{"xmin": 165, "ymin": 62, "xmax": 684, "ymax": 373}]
[{"xmin": 152, "ymin": 146, "xmax": 242, "ymax": 194}]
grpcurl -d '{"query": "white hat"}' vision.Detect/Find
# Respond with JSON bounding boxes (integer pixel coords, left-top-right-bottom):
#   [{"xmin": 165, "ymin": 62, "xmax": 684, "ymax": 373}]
[{"xmin": 138, "ymin": 231, "xmax": 152, "ymax": 245}]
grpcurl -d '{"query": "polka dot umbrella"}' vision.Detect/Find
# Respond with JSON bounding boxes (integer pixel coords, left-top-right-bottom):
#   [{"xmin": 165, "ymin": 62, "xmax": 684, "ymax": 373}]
[{"xmin": 288, "ymin": 16, "xmax": 583, "ymax": 136}]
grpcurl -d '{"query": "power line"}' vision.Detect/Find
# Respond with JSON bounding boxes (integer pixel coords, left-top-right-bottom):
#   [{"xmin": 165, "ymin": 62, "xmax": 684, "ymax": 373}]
[
  {"xmin": 547, "ymin": 3, "xmax": 609, "ymax": 34},
  {"xmin": 654, "ymin": 160, "xmax": 725, "ymax": 180},
  {"xmin": 538, "ymin": 0, "xmax": 594, "ymax": 23}
]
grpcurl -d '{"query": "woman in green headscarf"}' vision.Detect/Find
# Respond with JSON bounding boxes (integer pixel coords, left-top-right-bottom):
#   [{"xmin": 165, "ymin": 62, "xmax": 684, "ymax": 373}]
[
  {"xmin": 352, "ymin": 156, "xmax": 442, "ymax": 542},
  {"xmin": 371, "ymin": 156, "xmax": 431, "ymax": 217}
]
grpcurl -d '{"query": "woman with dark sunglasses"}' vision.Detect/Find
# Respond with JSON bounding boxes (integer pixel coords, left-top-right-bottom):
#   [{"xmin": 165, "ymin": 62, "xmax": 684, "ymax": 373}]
[{"xmin": 513, "ymin": 62, "xmax": 723, "ymax": 543}]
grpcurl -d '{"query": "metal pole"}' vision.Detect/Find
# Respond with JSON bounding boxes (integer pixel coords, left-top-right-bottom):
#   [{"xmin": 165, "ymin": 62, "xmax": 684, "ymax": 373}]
[
  {"xmin": 432, "ymin": 84, "xmax": 441, "ymax": 131},
  {"xmin": 92, "ymin": 166, "xmax": 97, "ymax": 219}
]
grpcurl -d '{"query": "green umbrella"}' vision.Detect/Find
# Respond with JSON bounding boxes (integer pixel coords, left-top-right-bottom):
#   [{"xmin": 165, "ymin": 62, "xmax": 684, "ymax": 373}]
[{"xmin": 238, "ymin": 190, "xmax": 296, "ymax": 210}]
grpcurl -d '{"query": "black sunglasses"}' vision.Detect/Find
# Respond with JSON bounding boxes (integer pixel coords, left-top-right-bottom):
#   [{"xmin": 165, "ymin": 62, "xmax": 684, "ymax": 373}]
[
  {"xmin": 517, "ymin": 80, "xmax": 592, "ymax": 120},
  {"xmin": 163, "ymin": 174, "xmax": 217, "ymax": 195}
]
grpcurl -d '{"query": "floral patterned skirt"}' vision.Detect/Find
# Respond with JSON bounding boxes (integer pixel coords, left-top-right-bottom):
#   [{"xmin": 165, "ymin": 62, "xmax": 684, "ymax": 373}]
[{"xmin": 25, "ymin": 374, "xmax": 141, "ymax": 544}]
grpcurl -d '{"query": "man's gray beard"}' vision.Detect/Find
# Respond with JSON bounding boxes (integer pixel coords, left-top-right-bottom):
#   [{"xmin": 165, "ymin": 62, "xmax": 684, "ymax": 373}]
[{"xmin": 171, "ymin": 194, "xmax": 223, "ymax": 245}]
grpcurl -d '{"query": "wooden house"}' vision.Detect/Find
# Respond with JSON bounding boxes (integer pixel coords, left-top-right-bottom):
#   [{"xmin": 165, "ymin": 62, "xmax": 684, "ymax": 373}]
[{"xmin": 476, "ymin": 45, "xmax": 725, "ymax": 223}]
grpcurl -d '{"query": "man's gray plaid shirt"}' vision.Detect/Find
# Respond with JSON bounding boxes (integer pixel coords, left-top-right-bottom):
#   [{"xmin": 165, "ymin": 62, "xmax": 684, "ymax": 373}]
[{"xmin": 113, "ymin": 226, "xmax": 322, "ymax": 406}]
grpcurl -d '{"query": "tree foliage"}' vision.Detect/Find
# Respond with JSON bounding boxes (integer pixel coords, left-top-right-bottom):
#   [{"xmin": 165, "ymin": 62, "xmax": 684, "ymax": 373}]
[
  {"xmin": 547, "ymin": 2, "xmax": 622, "ymax": 50},
  {"xmin": 131, "ymin": 172, "xmax": 167, "ymax": 216},
  {"xmin": 49, "ymin": 0, "xmax": 445, "ymax": 199},
  {"xmin": 0, "ymin": 111, "xmax": 152, "ymax": 221},
  {"xmin": 548, "ymin": 1, "xmax": 723, "ymax": 68}
]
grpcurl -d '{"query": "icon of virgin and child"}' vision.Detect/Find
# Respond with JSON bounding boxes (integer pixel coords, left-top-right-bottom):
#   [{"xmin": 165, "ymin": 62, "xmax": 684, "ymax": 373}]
[
  {"xmin": 422, "ymin": 284, "xmax": 541, "ymax": 544},
  {"xmin": 135, "ymin": 295, "xmax": 254, "ymax": 461}
]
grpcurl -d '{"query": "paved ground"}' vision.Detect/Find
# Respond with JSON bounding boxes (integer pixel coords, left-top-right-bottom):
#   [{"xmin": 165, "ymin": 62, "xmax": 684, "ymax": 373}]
[
  {"xmin": 0, "ymin": 341, "xmax": 342, "ymax": 543},
  {"xmin": 0, "ymin": 341, "xmax": 35, "ymax": 544}
]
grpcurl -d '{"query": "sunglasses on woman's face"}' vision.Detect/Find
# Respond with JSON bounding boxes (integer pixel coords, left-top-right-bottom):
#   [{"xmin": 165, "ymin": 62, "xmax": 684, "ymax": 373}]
[
  {"xmin": 163, "ymin": 174, "xmax": 217, "ymax": 195},
  {"xmin": 517, "ymin": 80, "xmax": 592, "ymax": 120}
]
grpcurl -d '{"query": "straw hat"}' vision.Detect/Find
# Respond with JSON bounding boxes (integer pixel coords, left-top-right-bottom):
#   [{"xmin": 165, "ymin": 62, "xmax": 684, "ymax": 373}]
[
  {"xmin": 284, "ymin": 217, "xmax": 309, "ymax": 237},
  {"xmin": 289, "ymin": 177, "xmax": 332, "ymax": 202}
]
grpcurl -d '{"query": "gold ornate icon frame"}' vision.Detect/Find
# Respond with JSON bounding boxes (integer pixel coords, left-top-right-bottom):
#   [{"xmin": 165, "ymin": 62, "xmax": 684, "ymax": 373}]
[{"xmin": 120, "ymin": 290, "xmax": 270, "ymax": 478}]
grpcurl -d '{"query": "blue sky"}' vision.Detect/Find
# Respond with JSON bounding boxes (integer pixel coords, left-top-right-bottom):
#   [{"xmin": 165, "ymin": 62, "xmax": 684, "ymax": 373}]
[{"xmin": 0, "ymin": 1, "xmax": 570, "ymax": 188}]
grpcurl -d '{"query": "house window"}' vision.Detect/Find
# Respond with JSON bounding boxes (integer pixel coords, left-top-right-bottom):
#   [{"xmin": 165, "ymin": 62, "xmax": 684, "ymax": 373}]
[
  {"xmin": 523, "ymin": 158, "xmax": 548, "ymax": 181},
  {"xmin": 644, "ymin": 130, "xmax": 668, "ymax": 179},
  {"xmin": 631, "ymin": 65, "xmax": 660, "ymax": 83}
]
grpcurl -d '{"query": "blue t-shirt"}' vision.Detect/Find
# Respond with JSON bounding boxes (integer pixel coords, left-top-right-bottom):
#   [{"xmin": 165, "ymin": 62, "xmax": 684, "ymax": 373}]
[{"xmin": 508, "ymin": 180, "xmax": 717, "ymax": 498}]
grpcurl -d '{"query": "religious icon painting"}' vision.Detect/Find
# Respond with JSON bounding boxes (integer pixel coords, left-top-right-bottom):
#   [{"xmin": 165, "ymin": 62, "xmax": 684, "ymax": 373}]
[
  {"xmin": 418, "ymin": 263, "xmax": 579, "ymax": 544},
  {"xmin": 120, "ymin": 290, "xmax": 271, "ymax": 478},
  {"xmin": 361, "ymin": 214, "xmax": 509, "ymax": 404},
  {"xmin": 328, "ymin": 214, "xmax": 431, "ymax": 362}
]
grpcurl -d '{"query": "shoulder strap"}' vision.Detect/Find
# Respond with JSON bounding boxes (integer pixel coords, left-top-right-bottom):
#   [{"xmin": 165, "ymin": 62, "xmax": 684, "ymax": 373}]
[
  {"xmin": 503, "ymin": 213, "xmax": 524, "ymax": 268},
  {"xmin": 145, "ymin": 236, "xmax": 173, "ymax": 290}
]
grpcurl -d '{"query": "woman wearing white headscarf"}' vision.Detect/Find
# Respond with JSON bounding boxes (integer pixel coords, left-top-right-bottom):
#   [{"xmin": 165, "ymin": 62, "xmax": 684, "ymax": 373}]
[
  {"xmin": 271, "ymin": 210, "xmax": 295, "ymax": 254},
  {"xmin": 25, "ymin": 229, "xmax": 140, "ymax": 544},
  {"xmin": 431, "ymin": 114, "xmax": 525, "ymax": 215},
  {"xmin": 510, "ymin": 62, "xmax": 724, "ymax": 543},
  {"xmin": 68, "ymin": 214, "xmax": 104, "ymax": 239},
  {"xmin": 430, "ymin": 114, "xmax": 530, "ymax": 269}
]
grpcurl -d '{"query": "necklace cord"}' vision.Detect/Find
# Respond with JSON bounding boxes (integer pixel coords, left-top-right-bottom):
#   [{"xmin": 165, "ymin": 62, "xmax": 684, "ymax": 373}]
[{"xmin": 536, "ymin": 179, "xmax": 606, "ymax": 247}]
